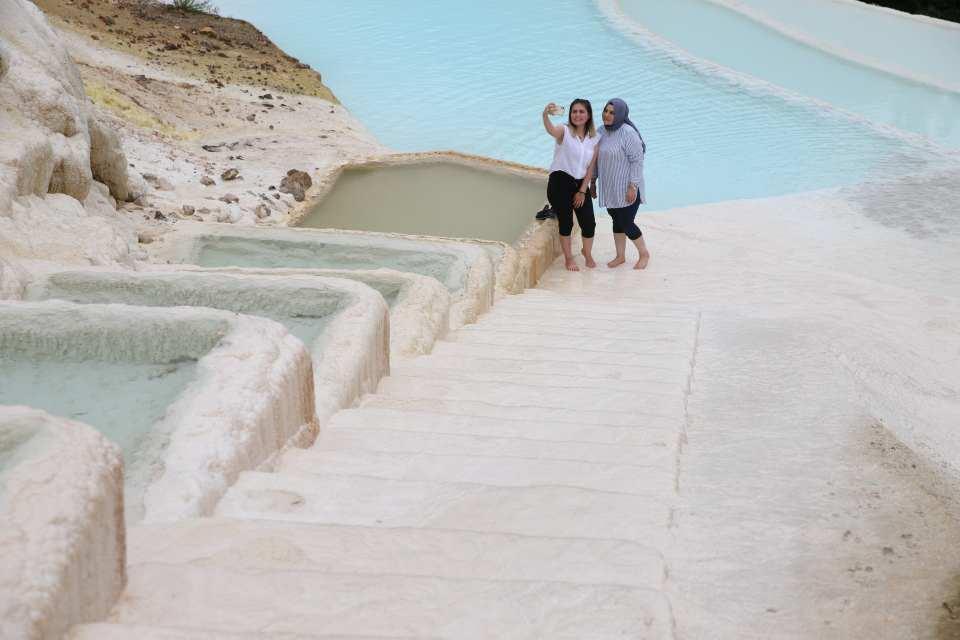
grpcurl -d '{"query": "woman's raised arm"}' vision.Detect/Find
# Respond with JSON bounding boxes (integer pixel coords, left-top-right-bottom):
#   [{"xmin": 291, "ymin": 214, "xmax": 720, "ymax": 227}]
[{"xmin": 542, "ymin": 103, "xmax": 565, "ymax": 142}]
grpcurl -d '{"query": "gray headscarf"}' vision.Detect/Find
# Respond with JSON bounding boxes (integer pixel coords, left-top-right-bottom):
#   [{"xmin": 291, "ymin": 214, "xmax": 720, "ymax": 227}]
[{"xmin": 604, "ymin": 98, "xmax": 646, "ymax": 153}]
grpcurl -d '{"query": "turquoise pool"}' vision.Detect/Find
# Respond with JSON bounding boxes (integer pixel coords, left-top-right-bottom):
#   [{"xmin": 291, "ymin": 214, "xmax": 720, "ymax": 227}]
[
  {"xmin": 616, "ymin": 0, "xmax": 960, "ymax": 145},
  {"xmin": 219, "ymin": 0, "xmax": 956, "ymax": 211},
  {"xmin": 725, "ymin": 0, "xmax": 960, "ymax": 92}
]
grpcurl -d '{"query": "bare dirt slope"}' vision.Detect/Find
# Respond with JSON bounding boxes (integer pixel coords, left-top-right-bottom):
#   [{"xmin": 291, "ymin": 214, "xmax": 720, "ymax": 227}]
[
  {"xmin": 31, "ymin": 0, "xmax": 336, "ymax": 101},
  {"xmin": 21, "ymin": 0, "xmax": 383, "ymax": 233}
]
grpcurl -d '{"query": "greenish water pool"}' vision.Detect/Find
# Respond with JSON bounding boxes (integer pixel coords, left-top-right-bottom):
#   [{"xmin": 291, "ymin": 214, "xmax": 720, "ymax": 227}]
[{"xmin": 299, "ymin": 163, "xmax": 545, "ymax": 243}]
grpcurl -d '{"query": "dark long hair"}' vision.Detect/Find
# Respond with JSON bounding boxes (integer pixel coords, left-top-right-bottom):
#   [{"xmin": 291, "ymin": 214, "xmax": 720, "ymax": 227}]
[{"xmin": 567, "ymin": 99, "xmax": 596, "ymax": 138}]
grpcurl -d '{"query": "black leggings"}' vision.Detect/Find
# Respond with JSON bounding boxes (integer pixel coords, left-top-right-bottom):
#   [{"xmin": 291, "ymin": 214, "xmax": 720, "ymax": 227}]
[
  {"xmin": 547, "ymin": 171, "xmax": 595, "ymax": 238},
  {"xmin": 608, "ymin": 198, "xmax": 643, "ymax": 240}
]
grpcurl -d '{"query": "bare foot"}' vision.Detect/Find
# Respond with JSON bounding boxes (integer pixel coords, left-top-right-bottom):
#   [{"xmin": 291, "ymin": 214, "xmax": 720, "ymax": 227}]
[
  {"xmin": 633, "ymin": 252, "xmax": 650, "ymax": 270},
  {"xmin": 581, "ymin": 249, "xmax": 596, "ymax": 269},
  {"xmin": 607, "ymin": 256, "xmax": 625, "ymax": 268},
  {"xmin": 564, "ymin": 257, "xmax": 581, "ymax": 271}
]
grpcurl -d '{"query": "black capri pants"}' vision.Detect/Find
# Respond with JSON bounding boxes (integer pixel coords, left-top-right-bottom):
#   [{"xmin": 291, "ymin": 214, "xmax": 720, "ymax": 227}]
[
  {"xmin": 547, "ymin": 171, "xmax": 596, "ymax": 238},
  {"xmin": 608, "ymin": 196, "xmax": 643, "ymax": 240}
]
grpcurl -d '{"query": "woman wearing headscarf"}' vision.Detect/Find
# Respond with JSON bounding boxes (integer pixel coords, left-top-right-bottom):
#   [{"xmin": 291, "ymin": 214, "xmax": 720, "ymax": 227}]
[
  {"xmin": 542, "ymin": 99, "xmax": 599, "ymax": 271},
  {"xmin": 591, "ymin": 98, "xmax": 650, "ymax": 269}
]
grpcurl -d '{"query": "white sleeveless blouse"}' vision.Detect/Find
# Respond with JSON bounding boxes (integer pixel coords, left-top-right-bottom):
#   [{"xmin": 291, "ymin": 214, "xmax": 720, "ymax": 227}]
[{"xmin": 548, "ymin": 124, "xmax": 599, "ymax": 180}]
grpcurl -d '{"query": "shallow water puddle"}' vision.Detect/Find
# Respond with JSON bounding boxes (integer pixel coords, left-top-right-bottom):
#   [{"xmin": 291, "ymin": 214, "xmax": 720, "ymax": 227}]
[{"xmin": 298, "ymin": 163, "xmax": 545, "ymax": 244}]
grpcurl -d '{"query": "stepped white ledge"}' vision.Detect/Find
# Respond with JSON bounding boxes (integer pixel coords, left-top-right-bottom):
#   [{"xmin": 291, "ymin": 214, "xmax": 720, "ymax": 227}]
[
  {"xmin": 105, "ymin": 563, "xmax": 674, "ymax": 639},
  {"xmin": 145, "ymin": 265, "xmax": 450, "ymax": 360},
  {"xmin": 215, "ymin": 470, "xmax": 673, "ymax": 544},
  {"xmin": 279, "ymin": 448, "xmax": 675, "ymax": 495},
  {"xmin": 0, "ymin": 301, "xmax": 316, "ymax": 523},
  {"xmin": 148, "ymin": 222, "xmax": 495, "ymax": 330},
  {"xmin": 125, "ymin": 518, "xmax": 667, "ymax": 588},
  {"xmin": 25, "ymin": 269, "xmax": 389, "ymax": 428},
  {"xmin": 0, "ymin": 406, "xmax": 124, "ymax": 640},
  {"xmin": 328, "ymin": 407, "xmax": 677, "ymax": 446}
]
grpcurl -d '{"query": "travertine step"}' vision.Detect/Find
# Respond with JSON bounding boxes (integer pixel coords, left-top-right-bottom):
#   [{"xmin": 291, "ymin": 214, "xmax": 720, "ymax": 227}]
[
  {"xmin": 444, "ymin": 332, "xmax": 693, "ymax": 356},
  {"xmin": 429, "ymin": 340, "xmax": 692, "ymax": 367},
  {"xmin": 215, "ymin": 471, "xmax": 672, "ymax": 543},
  {"xmin": 388, "ymin": 363, "xmax": 684, "ymax": 393},
  {"xmin": 475, "ymin": 314, "xmax": 689, "ymax": 330},
  {"xmin": 374, "ymin": 376, "xmax": 683, "ymax": 416},
  {"xmin": 396, "ymin": 354, "xmax": 691, "ymax": 385},
  {"xmin": 312, "ymin": 426, "xmax": 673, "ymax": 465},
  {"xmin": 126, "ymin": 518, "xmax": 667, "ymax": 588},
  {"xmin": 481, "ymin": 307, "xmax": 692, "ymax": 326},
  {"xmin": 455, "ymin": 325, "xmax": 694, "ymax": 347},
  {"xmin": 106, "ymin": 564, "xmax": 674, "ymax": 639},
  {"xmin": 279, "ymin": 448, "xmax": 673, "ymax": 495},
  {"xmin": 327, "ymin": 408, "xmax": 676, "ymax": 446},
  {"xmin": 69, "ymin": 624, "xmax": 373, "ymax": 640},
  {"xmin": 359, "ymin": 394, "xmax": 669, "ymax": 427},
  {"xmin": 492, "ymin": 296, "xmax": 693, "ymax": 315},
  {"xmin": 484, "ymin": 312, "xmax": 692, "ymax": 327}
]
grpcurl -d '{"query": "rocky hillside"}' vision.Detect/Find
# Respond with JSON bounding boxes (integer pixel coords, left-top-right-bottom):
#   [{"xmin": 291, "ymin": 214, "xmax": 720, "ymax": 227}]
[
  {"xmin": 31, "ymin": 0, "xmax": 337, "ymax": 101},
  {"xmin": 2, "ymin": 0, "xmax": 384, "ymax": 297}
]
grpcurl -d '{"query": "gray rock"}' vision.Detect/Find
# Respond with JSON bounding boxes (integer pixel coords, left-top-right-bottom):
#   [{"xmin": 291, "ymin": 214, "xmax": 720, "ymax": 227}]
[
  {"xmin": 200, "ymin": 176, "xmax": 215, "ymax": 186},
  {"xmin": 278, "ymin": 169, "xmax": 312, "ymax": 202},
  {"xmin": 219, "ymin": 193, "xmax": 239, "ymax": 204},
  {"xmin": 221, "ymin": 168, "xmax": 240, "ymax": 181},
  {"xmin": 254, "ymin": 204, "xmax": 270, "ymax": 219},
  {"xmin": 182, "ymin": 205, "xmax": 195, "ymax": 215},
  {"xmin": 137, "ymin": 229, "xmax": 163, "ymax": 244}
]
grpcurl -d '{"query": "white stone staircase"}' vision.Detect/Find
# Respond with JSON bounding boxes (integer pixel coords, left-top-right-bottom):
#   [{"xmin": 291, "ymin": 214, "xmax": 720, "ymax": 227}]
[{"xmin": 69, "ymin": 289, "xmax": 698, "ymax": 639}]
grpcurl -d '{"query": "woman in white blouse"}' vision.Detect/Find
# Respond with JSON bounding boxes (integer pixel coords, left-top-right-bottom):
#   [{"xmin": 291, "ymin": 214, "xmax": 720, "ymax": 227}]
[
  {"xmin": 542, "ymin": 99, "xmax": 599, "ymax": 271},
  {"xmin": 592, "ymin": 98, "xmax": 650, "ymax": 270}
]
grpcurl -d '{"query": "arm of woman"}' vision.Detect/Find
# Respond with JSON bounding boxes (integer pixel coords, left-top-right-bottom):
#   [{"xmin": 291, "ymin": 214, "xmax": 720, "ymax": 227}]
[
  {"xmin": 574, "ymin": 144, "xmax": 600, "ymax": 208},
  {"xmin": 542, "ymin": 104, "xmax": 565, "ymax": 142},
  {"xmin": 623, "ymin": 131, "xmax": 644, "ymax": 204}
]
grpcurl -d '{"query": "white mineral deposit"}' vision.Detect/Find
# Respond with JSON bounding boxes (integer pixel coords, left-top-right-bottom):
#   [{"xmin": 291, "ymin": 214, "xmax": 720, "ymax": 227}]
[{"xmin": 2, "ymin": 0, "xmax": 959, "ymax": 637}]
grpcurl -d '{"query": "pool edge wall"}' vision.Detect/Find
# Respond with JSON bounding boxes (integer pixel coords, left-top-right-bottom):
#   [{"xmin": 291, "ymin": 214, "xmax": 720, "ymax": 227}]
[
  {"xmin": 288, "ymin": 151, "xmax": 562, "ymax": 295},
  {"xmin": 143, "ymin": 265, "xmax": 448, "ymax": 361},
  {"xmin": 149, "ymin": 222, "xmax": 498, "ymax": 330},
  {"xmin": 0, "ymin": 301, "xmax": 318, "ymax": 524},
  {"xmin": 26, "ymin": 269, "xmax": 390, "ymax": 429},
  {"xmin": 0, "ymin": 406, "xmax": 125, "ymax": 640}
]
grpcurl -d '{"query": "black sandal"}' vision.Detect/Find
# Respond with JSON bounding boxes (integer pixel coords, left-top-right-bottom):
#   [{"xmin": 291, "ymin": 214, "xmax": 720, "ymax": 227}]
[{"xmin": 535, "ymin": 204, "xmax": 555, "ymax": 220}]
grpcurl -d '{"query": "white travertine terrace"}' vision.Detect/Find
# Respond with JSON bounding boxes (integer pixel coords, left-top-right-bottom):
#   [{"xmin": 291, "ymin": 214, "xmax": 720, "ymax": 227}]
[
  {"xmin": 0, "ymin": 406, "xmax": 124, "ymax": 640},
  {"xmin": 0, "ymin": 0, "xmax": 138, "ymax": 269},
  {"xmin": 0, "ymin": 301, "xmax": 316, "ymax": 523},
  {"xmin": 149, "ymin": 223, "xmax": 497, "ymax": 329},
  {"xmin": 4, "ymin": 0, "xmax": 959, "ymax": 635},
  {"xmin": 701, "ymin": 0, "xmax": 960, "ymax": 93},
  {"xmin": 24, "ymin": 269, "xmax": 390, "ymax": 426},
  {"xmin": 292, "ymin": 151, "xmax": 562, "ymax": 296},
  {"xmin": 150, "ymin": 265, "xmax": 450, "ymax": 360}
]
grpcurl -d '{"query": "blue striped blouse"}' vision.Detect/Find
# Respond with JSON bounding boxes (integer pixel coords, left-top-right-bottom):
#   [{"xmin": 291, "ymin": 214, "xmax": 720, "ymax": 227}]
[{"xmin": 596, "ymin": 125, "xmax": 646, "ymax": 209}]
